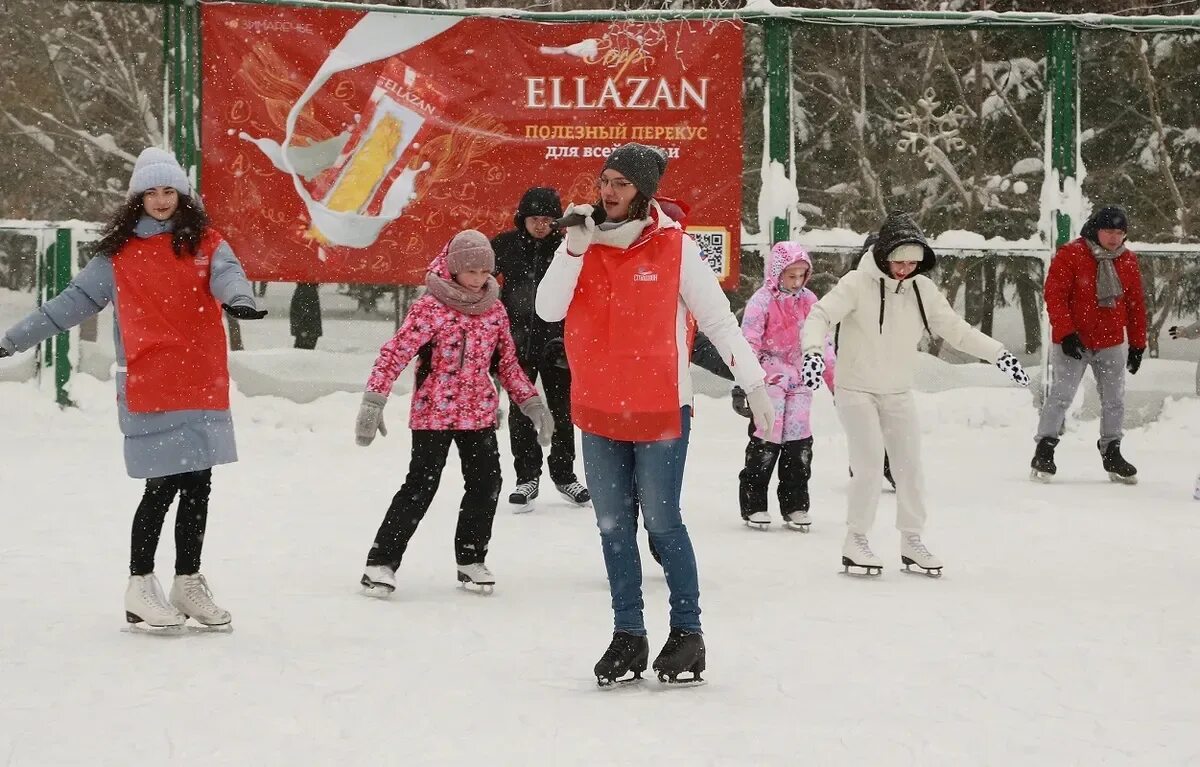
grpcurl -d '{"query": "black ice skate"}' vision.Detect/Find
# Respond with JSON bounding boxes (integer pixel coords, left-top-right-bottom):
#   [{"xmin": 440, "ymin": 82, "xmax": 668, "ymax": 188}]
[
  {"xmin": 555, "ymin": 481, "xmax": 591, "ymax": 506},
  {"xmin": 1100, "ymin": 440, "xmax": 1137, "ymax": 485},
  {"xmin": 1030, "ymin": 437, "xmax": 1058, "ymax": 483},
  {"xmin": 594, "ymin": 631, "xmax": 649, "ymax": 688},
  {"xmin": 653, "ymin": 628, "xmax": 706, "ymax": 686},
  {"xmin": 508, "ymin": 479, "xmax": 539, "ymax": 513}
]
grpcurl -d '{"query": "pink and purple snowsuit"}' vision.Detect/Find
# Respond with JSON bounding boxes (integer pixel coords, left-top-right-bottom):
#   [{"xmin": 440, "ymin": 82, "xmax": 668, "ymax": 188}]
[{"xmin": 740, "ymin": 242, "xmax": 835, "ymax": 444}]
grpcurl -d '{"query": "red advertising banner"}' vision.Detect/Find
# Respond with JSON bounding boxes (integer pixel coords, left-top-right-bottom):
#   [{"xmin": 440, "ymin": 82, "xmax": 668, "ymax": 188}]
[{"xmin": 200, "ymin": 5, "xmax": 743, "ymax": 287}]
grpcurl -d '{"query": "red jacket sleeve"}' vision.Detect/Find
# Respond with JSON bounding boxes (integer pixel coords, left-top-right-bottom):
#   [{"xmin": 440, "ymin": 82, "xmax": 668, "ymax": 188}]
[
  {"xmin": 1043, "ymin": 244, "xmax": 1077, "ymax": 344},
  {"xmin": 1123, "ymin": 254, "xmax": 1147, "ymax": 349}
]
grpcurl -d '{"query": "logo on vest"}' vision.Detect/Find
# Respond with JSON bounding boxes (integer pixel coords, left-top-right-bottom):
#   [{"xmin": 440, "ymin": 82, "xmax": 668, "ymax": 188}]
[
  {"xmin": 633, "ymin": 265, "xmax": 659, "ymax": 283},
  {"xmin": 193, "ymin": 253, "xmax": 210, "ymax": 267}
]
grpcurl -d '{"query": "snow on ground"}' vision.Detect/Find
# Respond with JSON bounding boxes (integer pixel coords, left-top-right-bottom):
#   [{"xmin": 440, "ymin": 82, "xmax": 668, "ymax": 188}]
[{"xmin": 3, "ymin": 366, "xmax": 1200, "ymax": 766}]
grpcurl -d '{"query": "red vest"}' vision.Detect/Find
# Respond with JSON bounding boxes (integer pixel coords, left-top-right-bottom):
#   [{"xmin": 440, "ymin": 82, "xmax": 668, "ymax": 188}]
[
  {"xmin": 567, "ymin": 226, "xmax": 683, "ymax": 441},
  {"xmin": 112, "ymin": 230, "xmax": 231, "ymax": 413}
]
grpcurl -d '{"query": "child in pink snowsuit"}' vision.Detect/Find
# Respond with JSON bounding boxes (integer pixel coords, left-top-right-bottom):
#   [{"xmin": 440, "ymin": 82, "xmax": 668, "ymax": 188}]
[
  {"xmin": 737, "ymin": 241, "xmax": 835, "ymax": 530},
  {"xmin": 352, "ymin": 230, "xmax": 555, "ymax": 596}
]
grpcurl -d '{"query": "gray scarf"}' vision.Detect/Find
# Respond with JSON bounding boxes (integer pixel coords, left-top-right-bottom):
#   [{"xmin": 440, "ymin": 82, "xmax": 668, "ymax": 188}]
[
  {"xmin": 1088, "ymin": 239, "xmax": 1126, "ymax": 308},
  {"xmin": 424, "ymin": 273, "xmax": 499, "ymax": 315}
]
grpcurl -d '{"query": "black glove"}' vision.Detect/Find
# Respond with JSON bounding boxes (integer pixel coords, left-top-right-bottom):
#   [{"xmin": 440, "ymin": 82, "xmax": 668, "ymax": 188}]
[
  {"xmin": 543, "ymin": 338, "xmax": 568, "ymax": 370},
  {"xmin": 223, "ymin": 303, "xmax": 268, "ymax": 320},
  {"xmin": 0, "ymin": 346, "xmax": 11, "ymax": 358},
  {"xmin": 1060, "ymin": 332, "xmax": 1086, "ymax": 360},
  {"xmin": 1126, "ymin": 346, "xmax": 1144, "ymax": 375},
  {"xmin": 730, "ymin": 386, "xmax": 751, "ymax": 419},
  {"xmin": 1169, "ymin": 325, "xmax": 1182, "ymax": 340}
]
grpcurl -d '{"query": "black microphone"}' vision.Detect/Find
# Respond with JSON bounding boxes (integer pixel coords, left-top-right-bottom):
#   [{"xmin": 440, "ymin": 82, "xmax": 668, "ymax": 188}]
[{"xmin": 553, "ymin": 205, "xmax": 607, "ymax": 230}]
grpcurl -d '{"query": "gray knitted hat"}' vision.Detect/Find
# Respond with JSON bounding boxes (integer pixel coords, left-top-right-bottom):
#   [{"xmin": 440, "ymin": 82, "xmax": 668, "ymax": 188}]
[
  {"xmin": 447, "ymin": 230, "xmax": 495, "ymax": 274},
  {"xmin": 603, "ymin": 143, "xmax": 668, "ymax": 199},
  {"xmin": 127, "ymin": 147, "xmax": 191, "ymax": 199}
]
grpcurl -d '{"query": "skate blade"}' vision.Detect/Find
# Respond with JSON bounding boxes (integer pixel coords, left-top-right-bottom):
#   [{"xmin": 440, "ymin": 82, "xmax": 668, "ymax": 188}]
[
  {"xmin": 596, "ymin": 671, "xmax": 645, "ymax": 690},
  {"xmin": 186, "ymin": 619, "xmax": 234, "ymax": 633},
  {"xmin": 902, "ymin": 560, "xmax": 943, "ymax": 578},
  {"xmin": 558, "ymin": 491, "xmax": 591, "ymax": 507},
  {"xmin": 840, "ymin": 557, "xmax": 882, "ymax": 577},
  {"xmin": 360, "ymin": 575, "xmax": 395, "ymax": 598},
  {"xmin": 457, "ymin": 576, "xmax": 495, "ymax": 595},
  {"xmin": 743, "ymin": 520, "xmax": 771, "ymax": 531},
  {"xmin": 783, "ymin": 521, "xmax": 811, "ymax": 532},
  {"xmin": 1108, "ymin": 472, "xmax": 1138, "ymax": 485},
  {"xmin": 655, "ymin": 671, "xmax": 706, "ymax": 687},
  {"xmin": 122, "ymin": 615, "xmax": 187, "ymax": 636},
  {"xmin": 1030, "ymin": 469, "xmax": 1053, "ymax": 483},
  {"xmin": 510, "ymin": 502, "xmax": 535, "ymax": 514}
]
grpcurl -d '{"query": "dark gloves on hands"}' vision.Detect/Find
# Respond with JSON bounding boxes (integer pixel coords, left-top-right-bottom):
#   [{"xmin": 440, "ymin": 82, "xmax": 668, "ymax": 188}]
[
  {"xmin": 0, "ymin": 346, "xmax": 11, "ymax": 359},
  {"xmin": 1126, "ymin": 346, "xmax": 1144, "ymax": 375},
  {"xmin": 1060, "ymin": 332, "xmax": 1086, "ymax": 360},
  {"xmin": 223, "ymin": 304, "xmax": 268, "ymax": 320},
  {"xmin": 730, "ymin": 386, "xmax": 751, "ymax": 418}
]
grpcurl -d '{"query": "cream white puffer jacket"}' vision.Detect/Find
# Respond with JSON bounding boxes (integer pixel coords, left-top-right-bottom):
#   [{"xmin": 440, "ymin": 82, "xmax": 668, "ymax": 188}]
[{"xmin": 801, "ymin": 253, "xmax": 1004, "ymax": 395}]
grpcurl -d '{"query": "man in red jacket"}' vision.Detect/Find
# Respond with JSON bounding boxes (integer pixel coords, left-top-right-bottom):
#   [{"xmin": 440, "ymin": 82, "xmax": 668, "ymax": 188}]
[{"xmin": 1032, "ymin": 205, "xmax": 1146, "ymax": 484}]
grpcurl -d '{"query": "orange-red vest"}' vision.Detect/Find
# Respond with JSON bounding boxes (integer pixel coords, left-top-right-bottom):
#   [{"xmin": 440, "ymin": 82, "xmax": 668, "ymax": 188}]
[
  {"xmin": 112, "ymin": 230, "xmax": 231, "ymax": 413},
  {"xmin": 566, "ymin": 227, "xmax": 683, "ymax": 441}
]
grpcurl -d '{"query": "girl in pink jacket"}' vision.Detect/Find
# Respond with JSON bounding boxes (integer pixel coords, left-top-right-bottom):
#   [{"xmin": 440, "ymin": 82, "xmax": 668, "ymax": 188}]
[
  {"xmin": 738, "ymin": 241, "xmax": 835, "ymax": 530},
  {"xmin": 353, "ymin": 230, "xmax": 554, "ymax": 596}
]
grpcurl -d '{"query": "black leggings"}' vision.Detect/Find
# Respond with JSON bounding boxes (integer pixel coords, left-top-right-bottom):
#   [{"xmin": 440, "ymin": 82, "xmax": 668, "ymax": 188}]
[{"xmin": 129, "ymin": 469, "xmax": 212, "ymax": 577}]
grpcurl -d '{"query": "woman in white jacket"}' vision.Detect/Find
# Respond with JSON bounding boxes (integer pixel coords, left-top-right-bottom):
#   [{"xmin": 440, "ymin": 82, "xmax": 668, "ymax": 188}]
[{"xmin": 799, "ymin": 212, "xmax": 1030, "ymax": 575}]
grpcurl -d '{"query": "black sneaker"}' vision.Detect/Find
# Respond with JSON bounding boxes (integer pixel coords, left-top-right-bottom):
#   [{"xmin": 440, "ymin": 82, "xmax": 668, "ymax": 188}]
[
  {"xmin": 508, "ymin": 479, "xmax": 539, "ymax": 510},
  {"xmin": 594, "ymin": 631, "xmax": 649, "ymax": 688},
  {"xmin": 555, "ymin": 481, "xmax": 590, "ymax": 505},
  {"xmin": 1030, "ymin": 437, "xmax": 1059, "ymax": 482},
  {"xmin": 653, "ymin": 627, "xmax": 705, "ymax": 685},
  {"xmin": 1100, "ymin": 440, "xmax": 1137, "ymax": 484}
]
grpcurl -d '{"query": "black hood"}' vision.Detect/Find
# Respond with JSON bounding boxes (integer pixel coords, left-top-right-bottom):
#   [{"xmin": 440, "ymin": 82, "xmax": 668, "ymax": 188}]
[
  {"xmin": 871, "ymin": 211, "xmax": 937, "ymax": 277},
  {"xmin": 1080, "ymin": 205, "xmax": 1129, "ymax": 244},
  {"xmin": 514, "ymin": 187, "xmax": 563, "ymax": 228}
]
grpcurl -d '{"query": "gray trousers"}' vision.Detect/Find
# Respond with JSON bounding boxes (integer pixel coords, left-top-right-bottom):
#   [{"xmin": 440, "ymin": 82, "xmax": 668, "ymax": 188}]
[{"xmin": 1036, "ymin": 343, "xmax": 1126, "ymax": 448}]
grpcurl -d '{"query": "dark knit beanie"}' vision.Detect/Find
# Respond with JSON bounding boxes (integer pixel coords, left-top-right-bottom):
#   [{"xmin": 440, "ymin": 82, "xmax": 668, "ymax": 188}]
[
  {"xmin": 1081, "ymin": 205, "xmax": 1129, "ymax": 241},
  {"xmin": 446, "ymin": 230, "xmax": 495, "ymax": 274},
  {"xmin": 603, "ymin": 143, "xmax": 668, "ymax": 199},
  {"xmin": 516, "ymin": 187, "xmax": 562, "ymax": 221}
]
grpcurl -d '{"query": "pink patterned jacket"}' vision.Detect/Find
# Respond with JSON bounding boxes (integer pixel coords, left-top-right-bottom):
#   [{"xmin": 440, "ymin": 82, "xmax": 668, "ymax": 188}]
[{"xmin": 366, "ymin": 258, "xmax": 538, "ymax": 431}]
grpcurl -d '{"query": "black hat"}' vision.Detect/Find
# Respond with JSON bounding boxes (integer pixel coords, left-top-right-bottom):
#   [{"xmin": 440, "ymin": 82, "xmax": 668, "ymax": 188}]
[
  {"xmin": 1080, "ymin": 205, "xmax": 1129, "ymax": 242},
  {"xmin": 603, "ymin": 143, "xmax": 668, "ymax": 199},
  {"xmin": 515, "ymin": 187, "xmax": 562, "ymax": 226}
]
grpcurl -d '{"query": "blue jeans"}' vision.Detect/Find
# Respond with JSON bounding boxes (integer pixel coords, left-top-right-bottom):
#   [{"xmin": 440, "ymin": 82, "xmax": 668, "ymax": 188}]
[{"xmin": 581, "ymin": 408, "xmax": 701, "ymax": 635}]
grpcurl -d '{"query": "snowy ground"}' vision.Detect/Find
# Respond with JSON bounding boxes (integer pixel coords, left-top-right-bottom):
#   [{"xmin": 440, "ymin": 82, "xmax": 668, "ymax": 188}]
[{"xmin": 3, "ymin": 365, "xmax": 1200, "ymax": 766}]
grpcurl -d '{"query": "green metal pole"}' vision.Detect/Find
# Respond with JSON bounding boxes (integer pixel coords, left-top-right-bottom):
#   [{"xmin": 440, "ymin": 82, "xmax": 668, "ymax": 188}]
[
  {"xmin": 1048, "ymin": 25, "xmax": 1078, "ymax": 247},
  {"xmin": 764, "ymin": 19, "xmax": 793, "ymax": 245},
  {"xmin": 171, "ymin": 0, "xmax": 184, "ymax": 159},
  {"xmin": 182, "ymin": 0, "xmax": 197, "ymax": 180},
  {"xmin": 191, "ymin": 0, "xmax": 203, "ymax": 193},
  {"xmin": 53, "ymin": 228, "xmax": 73, "ymax": 407}
]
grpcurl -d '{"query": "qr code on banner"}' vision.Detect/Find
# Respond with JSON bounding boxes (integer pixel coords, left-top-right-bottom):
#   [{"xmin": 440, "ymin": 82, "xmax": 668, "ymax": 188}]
[{"xmin": 686, "ymin": 227, "xmax": 730, "ymax": 279}]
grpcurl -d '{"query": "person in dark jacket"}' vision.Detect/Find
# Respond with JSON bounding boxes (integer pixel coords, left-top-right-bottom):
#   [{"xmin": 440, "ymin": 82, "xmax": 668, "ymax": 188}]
[
  {"xmin": 492, "ymin": 187, "xmax": 589, "ymax": 511},
  {"xmin": 1031, "ymin": 205, "xmax": 1146, "ymax": 484},
  {"xmin": 290, "ymin": 282, "xmax": 322, "ymax": 350}
]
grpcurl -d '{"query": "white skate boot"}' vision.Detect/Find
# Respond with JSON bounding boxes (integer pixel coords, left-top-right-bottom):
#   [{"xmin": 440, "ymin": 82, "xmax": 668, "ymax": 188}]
[
  {"xmin": 742, "ymin": 511, "xmax": 771, "ymax": 530},
  {"xmin": 361, "ymin": 565, "xmax": 397, "ymax": 598},
  {"xmin": 457, "ymin": 563, "xmax": 495, "ymax": 594},
  {"xmin": 782, "ymin": 510, "xmax": 811, "ymax": 532},
  {"xmin": 124, "ymin": 574, "xmax": 186, "ymax": 633},
  {"xmin": 841, "ymin": 532, "xmax": 883, "ymax": 576},
  {"xmin": 900, "ymin": 533, "xmax": 943, "ymax": 577},
  {"xmin": 170, "ymin": 573, "xmax": 233, "ymax": 630},
  {"xmin": 1193, "ymin": 473, "xmax": 1200, "ymax": 500}
]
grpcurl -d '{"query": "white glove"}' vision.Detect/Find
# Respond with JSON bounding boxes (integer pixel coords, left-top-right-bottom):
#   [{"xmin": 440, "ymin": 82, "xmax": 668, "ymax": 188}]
[
  {"xmin": 355, "ymin": 392, "xmax": 388, "ymax": 446},
  {"xmin": 519, "ymin": 396, "xmax": 555, "ymax": 447},
  {"xmin": 996, "ymin": 350, "xmax": 1030, "ymax": 387},
  {"xmin": 800, "ymin": 351, "xmax": 826, "ymax": 390},
  {"xmin": 1169, "ymin": 323, "xmax": 1200, "ymax": 340},
  {"xmin": 563, "ymin": 203, "xmax": 597, "ymax": 256},
  {"xmin": 745, "ymin": 385, "xmax": 775, "ymax": 436}
]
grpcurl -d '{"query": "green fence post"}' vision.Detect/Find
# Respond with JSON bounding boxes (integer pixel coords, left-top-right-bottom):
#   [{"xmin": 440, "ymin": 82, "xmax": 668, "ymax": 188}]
[
  {"xmin": 764, "ymin": 19, "xmax": 794, "ymax": 245},
  {"xmin": 1048, "ymin": 25, "xmax": 1078, "ymax": 247},
  {"xmin": 53, "ymin": 228, "xmax": 73, "ymax": 407}
]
